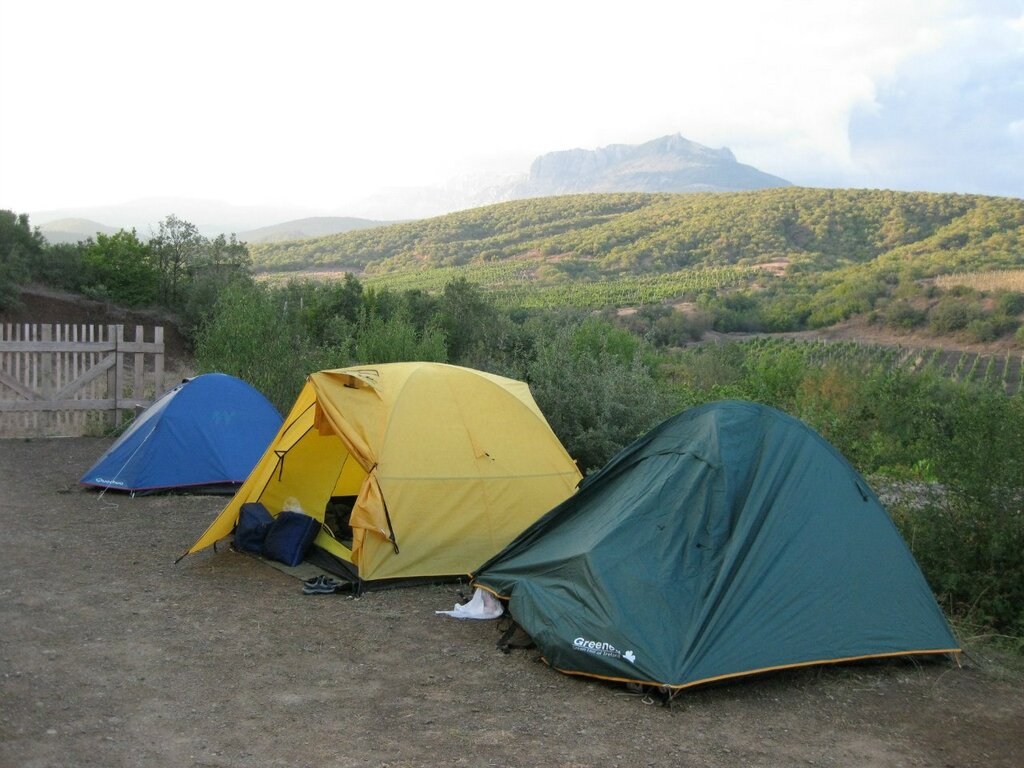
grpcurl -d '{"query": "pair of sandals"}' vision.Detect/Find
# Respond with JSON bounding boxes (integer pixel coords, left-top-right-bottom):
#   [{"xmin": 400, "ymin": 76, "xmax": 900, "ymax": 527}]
[{"xmin": 302, "ymin": 575, "xmax": 343, "ymax": 594}]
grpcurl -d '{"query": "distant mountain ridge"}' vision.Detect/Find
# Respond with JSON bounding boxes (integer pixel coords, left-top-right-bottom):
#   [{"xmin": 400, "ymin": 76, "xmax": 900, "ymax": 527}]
[
  {"xmin": 29, "ymin": 198, "xmax": 323, "ymax": 239},
  {"xmin": 37, "ymin": 218, "xmax": 119, "ymax": 245},
  {"xmin": 237, "ymin": 216, "xmax": 391, "ymax": 243},
  {"xmin": 512, "ymin": 134, "xmax": 791, "ymax": 196}
]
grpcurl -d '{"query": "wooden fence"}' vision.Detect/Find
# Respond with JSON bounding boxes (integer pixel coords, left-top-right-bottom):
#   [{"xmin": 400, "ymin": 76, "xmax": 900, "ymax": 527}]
[{"xmin": 0, "ymin": 323, "xmax": 165, "ymax": 438}]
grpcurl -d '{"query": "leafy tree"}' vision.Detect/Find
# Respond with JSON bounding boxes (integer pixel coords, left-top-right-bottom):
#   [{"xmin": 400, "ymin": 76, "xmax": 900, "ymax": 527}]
[
  {"xmin": 438, "ymin": 277, "xmax": 498, "ymax": 362},
  {"xmin": 298, "ymin": 273, "xmax": 364, "ymax": 343},
  {"xmin": 0, "ymin": 210, "xmax": 44, "ymax": 309},
  {"xmin": 401, "ymin": 288, "xmax": 442, "ymax": 334},
  {"xmin": 179, "ymin": 232, "xmax": 253, "ymax": 334},
  {"xmin": 81, "ymin": 229, "xmax": 158, "ymax": 305},
  {"xmin": 150, "ymin": 214, "xmax": 205, "ymax": 305},
  {"xmin": 32, "ymin": 241, "xmax": 87, "ymax": 291}
]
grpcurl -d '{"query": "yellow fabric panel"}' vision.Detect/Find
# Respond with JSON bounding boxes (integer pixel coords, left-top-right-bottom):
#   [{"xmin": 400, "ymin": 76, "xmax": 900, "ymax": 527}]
[
  {"xmin": 467, "ymin": 369, "xmax": 547, "ymax": 421},
  {"xmin": 332, "ymin": 454, "xmax": 367, "ymax": 497},
  {"xmin": 359, "ymin": 470, "xmax": 579, "ymax": 581},
  {"xmin": 348, "ymin": 472, "xmax": 391, "ymax": 569},
  {"xmin": 256, "ymin": 427, "xmax": 346, "ymax": 523},
  {"xmin": 313, "ymin": 528, "xmax": 352, "ymax": 561},
  {"xmin": 308, "ymin": 370, "xmax": 385, "ymax": 469},
  {"xmin": 377, "ymin": 364, "xmax": 575, "ymax": 478}
]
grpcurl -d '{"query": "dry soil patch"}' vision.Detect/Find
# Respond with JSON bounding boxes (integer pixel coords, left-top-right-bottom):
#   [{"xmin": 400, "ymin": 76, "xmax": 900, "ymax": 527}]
[{"xmin": 1, "ymin": 438, "xmax": 1021, "ymax": 767}]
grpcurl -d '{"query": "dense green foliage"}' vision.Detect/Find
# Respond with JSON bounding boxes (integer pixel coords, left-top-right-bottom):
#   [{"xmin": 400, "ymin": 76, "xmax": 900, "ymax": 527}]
[
  {"xmin": 194, "ymin": 278, "xmax": 669, "ymax": 470},
  {"xmin": 522, "ymin": 318, "xmax": 669, "ymax": 472},
  {"xmin": 0, "ymin": 211, "xmax": 45, "ymax": 309},
  {"xmin": 81, "ymin": 230, "xmax": 159, "ymax": 305},
  {"xmin": 0, "ymin": 211, "xmax": 253, "ymax": 337}
]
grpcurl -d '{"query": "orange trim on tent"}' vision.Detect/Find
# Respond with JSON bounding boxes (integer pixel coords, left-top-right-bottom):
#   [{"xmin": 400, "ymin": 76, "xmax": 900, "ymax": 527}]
[{"xmin": 541, "ymin": 648, "xmax": 962, "ymax": 690}]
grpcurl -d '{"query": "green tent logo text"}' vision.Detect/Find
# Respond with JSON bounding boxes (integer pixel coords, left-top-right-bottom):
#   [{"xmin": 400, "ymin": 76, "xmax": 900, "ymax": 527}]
[{"xmin": 573, "ymin": 637, "xmax": 636, "ymax": 663}]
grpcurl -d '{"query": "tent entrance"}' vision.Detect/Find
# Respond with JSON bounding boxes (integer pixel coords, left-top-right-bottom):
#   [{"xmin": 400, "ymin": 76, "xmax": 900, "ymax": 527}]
[
  {"xmin": 254, "ymin": 425, "xmax": 369, "ymax": 566},
  {"xmin": 323, "ymin": 495, "xmax": 357, "ymax": 549}
]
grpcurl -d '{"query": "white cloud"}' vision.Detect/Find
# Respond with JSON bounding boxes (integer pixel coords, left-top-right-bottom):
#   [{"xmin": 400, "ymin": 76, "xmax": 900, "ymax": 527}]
[
  {"xmin": 0, "ymin": 0, "xmax": 1020, "ymax": 215},
  {"xmin": 842, "ymin": 8, "xmax": 1024, "ymax": 195}
]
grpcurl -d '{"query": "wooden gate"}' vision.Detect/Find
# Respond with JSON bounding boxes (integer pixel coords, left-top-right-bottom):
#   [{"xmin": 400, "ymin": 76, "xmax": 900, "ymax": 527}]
[{"xmin": 0, "ymin": 323, "xmax": 165, "ymax": 437}]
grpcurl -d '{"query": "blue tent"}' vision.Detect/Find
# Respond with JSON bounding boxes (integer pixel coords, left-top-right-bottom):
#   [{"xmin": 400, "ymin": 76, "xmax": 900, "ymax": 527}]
[{"xmin": 80, "ymin": 373, "xmax": 282, "ymax": 493}]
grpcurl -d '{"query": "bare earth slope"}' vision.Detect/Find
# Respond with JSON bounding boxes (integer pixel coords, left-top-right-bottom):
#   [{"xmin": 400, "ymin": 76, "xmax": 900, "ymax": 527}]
[{"xmin": 1, "ymin": 438, "xmax": 1021, "ymax": 768}]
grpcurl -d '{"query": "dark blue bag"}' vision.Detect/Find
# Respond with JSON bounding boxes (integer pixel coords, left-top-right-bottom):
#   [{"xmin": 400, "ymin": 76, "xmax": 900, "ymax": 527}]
[
  {"xmin": 262, "ymin": 511, "xmax": 321, "ymax": 566},
  {"xmin": 234, "ymin": 502, "xmax": 274, "ymax": 553}
]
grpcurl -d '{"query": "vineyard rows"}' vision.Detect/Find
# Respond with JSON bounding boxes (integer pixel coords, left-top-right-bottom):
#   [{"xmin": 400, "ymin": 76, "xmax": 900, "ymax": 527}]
[
  {"xmin": 361, "ymin": 261, "xmax": 751, "ymax": 309},
  {"xmin": 738, "ymin": 337, "xmax": 1024, "ymax": 395}
]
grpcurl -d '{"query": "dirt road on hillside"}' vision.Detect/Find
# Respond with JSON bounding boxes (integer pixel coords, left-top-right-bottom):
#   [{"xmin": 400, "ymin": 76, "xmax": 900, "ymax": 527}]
[{"xmin": 1, "ymin": 437, "xmax": 1021, "ymax": 768}]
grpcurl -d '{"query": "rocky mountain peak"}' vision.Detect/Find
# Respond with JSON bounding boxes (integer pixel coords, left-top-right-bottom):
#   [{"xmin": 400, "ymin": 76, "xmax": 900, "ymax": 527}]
[{"xmin": 521, "ymin": 134, "xmax": 787, "ymax": 195}]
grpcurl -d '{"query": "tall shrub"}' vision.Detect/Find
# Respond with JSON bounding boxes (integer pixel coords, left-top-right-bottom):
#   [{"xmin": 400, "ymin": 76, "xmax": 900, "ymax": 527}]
[
  {"xmin": 353, "ymin": 308, "xmax": 447, "ymax": 364},
  {"xmin": 526, "ymin": 317, "xmax": 669, "ymax": 473},
  {"xmin": 194, "ymin": 282, "xmax": 328, "ymax": 413}
]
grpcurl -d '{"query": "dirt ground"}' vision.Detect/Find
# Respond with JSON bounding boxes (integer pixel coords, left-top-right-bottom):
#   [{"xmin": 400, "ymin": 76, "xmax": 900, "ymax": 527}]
[{"xmin": 1, "ymin": 437, "xmax": 1022, "ymax": 768}]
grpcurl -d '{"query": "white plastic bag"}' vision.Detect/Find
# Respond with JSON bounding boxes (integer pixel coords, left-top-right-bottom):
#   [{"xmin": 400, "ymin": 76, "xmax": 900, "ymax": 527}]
[{"xmin": 435, "ymin": 587, "xmax": 504, "ymax": 619}]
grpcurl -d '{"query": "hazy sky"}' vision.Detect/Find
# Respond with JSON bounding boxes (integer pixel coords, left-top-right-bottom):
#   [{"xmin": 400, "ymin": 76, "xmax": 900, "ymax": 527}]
[{"xmin": 1, "ymin": 0, "xmax": 1021, "ymax": 216}]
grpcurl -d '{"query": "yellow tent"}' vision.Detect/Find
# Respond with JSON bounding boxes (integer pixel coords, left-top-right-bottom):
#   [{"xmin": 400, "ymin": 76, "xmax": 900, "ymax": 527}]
[{"xmin": 182, "ymin": 362, "xmax": 582, "ymax": 585}]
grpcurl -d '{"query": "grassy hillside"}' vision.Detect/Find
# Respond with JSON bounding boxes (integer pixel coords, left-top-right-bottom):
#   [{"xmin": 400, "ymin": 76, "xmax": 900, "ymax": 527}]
[
  {"xmin": 251, "ymin": 188, "xmax": 1022, "ymax": 274},
  {"xmin": 250, "ymin": 188, "xmax": 1024, "ymax": 334}
]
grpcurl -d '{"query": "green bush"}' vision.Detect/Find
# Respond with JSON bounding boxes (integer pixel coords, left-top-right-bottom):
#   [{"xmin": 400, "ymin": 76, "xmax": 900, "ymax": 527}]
[
  {"xmin": 996, "ymin": 291, "xmax": 1024, "ymax": 317},
  {"xmin": 891, "ymin": 494, "xmax": 1024, "ymax": 639},
  {"xmin": 928, "ymin": 297, "xmax": 985, "ymax": 334},
  {"xmin": 81, "ymin": 230, "xmax": 159, "ymax": 306},
  {"xmin": 31, "ymin": 242, "xmax": 87, "ymax": 291},
  {"xmin": 881, "ymin": 300, "xmax": 927, "ymax": 330},
  {"xmin": 966, "ymin": 318, "xmax": 997, "ymax": 343},
  {"xmin": 353, "ymin": 309, "xmax": 447, "ymax": 364},
  {"xmin": 526, "ymin": 317, "xmax": 670, "ymax": 473},
  {"xmin": 194, "ymin": 282, "xmax": 332, "ymax": 413}
]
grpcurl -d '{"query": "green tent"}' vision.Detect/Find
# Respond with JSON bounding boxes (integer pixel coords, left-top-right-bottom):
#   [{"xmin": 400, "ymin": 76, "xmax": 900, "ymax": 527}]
[{"xmin": 473, "ymin": 400, "xmax": 959, "ymax": 691}]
